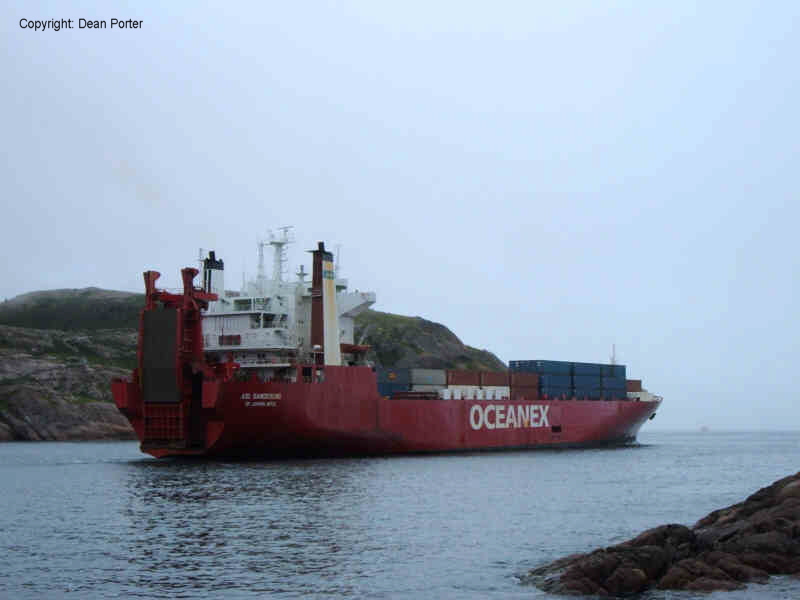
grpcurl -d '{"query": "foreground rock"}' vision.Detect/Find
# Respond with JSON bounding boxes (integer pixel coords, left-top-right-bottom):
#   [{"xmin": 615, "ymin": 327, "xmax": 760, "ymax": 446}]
[{"xmin": 521, "ymin": 472, "xmax": 800, "ymax": 595}]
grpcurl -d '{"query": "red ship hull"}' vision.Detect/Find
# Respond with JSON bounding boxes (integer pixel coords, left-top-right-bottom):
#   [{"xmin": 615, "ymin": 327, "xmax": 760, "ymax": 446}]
[
  {"xmin": 113, "ymin": 365, "xmax": 660, "ymax": 459},
  {"xmin": 112, "ymin": 265, "xmax": 660, "ymax": 459}
]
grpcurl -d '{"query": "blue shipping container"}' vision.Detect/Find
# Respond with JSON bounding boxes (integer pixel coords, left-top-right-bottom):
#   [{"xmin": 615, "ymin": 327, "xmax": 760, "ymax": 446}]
[
  {"xmin": 539, "ymin": 374, "xmax": 571, "ymax": 387},
  {"xmin": 573, "ymin": 375, "xmax": 602, "ymax": 388},
  {"xmin": 601, "ymin": 364, "xmax": 627, "ymax": 378},
  {"xmin": 540, "ymin": 386, "xmax": 571, "ymax": 398},
  {"xmin": 376, "ymin": 368, "xmax": 410, "ymax": 384},
  {"xmin": 572, "ymin": 362, "xmax": 603, "ymax": 376},
  {"xmin": 602, "ymin": 376, "xmax": 626, "ymax": 390},
  {"xmin": 510, "ymin": 360, "xmax": 572, "ymax": 375},
  {"xmin": 377, "ymin": 382, "xmax": 410, "ymax": 397}
]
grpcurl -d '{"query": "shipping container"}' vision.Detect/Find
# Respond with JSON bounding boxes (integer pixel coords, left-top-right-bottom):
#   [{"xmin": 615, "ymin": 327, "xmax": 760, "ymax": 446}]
[
  {"xmin": 572, "ymin": 362, "xmax": 603, "ymax": 376},
  {"xmin": 539, "ymin": 374, "xmax": 571, "ymax": 387},
  {"xmin": 410, "ymin": 369, "xmax": 446, "ymax": 385},
  {"xmin": 392, "ymin": 391, "xmax": 441, "ymax": 400},
  {"xmin": 509, "ymin": 372, "xmax": 539, "ymax": 387},
  {"xmin": 376, "ymin": 368, "xmax": 410, "ymax": 384},
  {"xmin": 377, "ymin": 381, "xmax": 410, "ymax": 397},
  {"xmin": 601, "ymin": 364, "xmax": 627, "ymax": 378},
  {"xmin": 510, "ymin": 360, "xmax": 572, "ymax": 375},
  {"xmin": 411, "ymin": 383, "xmax": 446, "ymax": 393},
  {"xmin": 572, "ymin": 375, "xmax": 602, "ymax": 389},
  {"xmin": 602, "ymin": 376, "xmax": 626, "ymax": 390},
  {"xmin": 449, "ymin": 385, "xmax": 481, "ymax": 400},
  {"xmin": 539, "ymin": 386, "xmax": 572, "ymax": 398},
  {"xmin": 626, "ymin": 379, "xmax": 643, "ymax": 392},
  {"xmin": 603, "ymin": 389, "xmax": 627, "ymax": 400},
  {"xmin": 510, "ymin": 388, "xmax": 539, "ymax": 401},
  {"xmin": 479, "ymin": 371, "xmax": 509, "ymax": 387},
  {"xmin": 482, "ymin": 386, "xmax": 510, "ymax": 400},
  {"xmin": 446, "ymin": 370, "xmax": 481, "ymax": 386}
]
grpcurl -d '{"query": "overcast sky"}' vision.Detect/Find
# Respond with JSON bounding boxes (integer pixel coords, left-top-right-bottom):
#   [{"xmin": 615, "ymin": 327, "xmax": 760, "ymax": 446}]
[{"xmin": 3, "ymin": 2, "xmax": 799, "ymax": 430}]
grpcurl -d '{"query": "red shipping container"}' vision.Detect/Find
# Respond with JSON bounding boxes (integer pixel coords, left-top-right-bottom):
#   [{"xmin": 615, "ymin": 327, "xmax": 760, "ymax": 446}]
[
  {"xmin": 626, "ymin": 379, "xmax": 642, "ymax": 392},
  {"xmin": 479, "ymin": 371, "xmax": 509, "ymax": 386},
  {"xmin": 510, "ymin": 372, "xmax": 539, "ymax": 387},
  {"xmin": 510, "ymin": 387, "xmax": 539, "ymax": 402},
  {"xmin": 447, "ymin": 370, "xmax": 480, "ymax": 386}
]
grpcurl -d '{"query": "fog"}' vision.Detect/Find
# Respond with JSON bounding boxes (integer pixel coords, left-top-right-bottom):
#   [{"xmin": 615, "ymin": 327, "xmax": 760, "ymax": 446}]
[{"xmin": 3, "ymin": 1, "xmax": 799, "ymax": 429}]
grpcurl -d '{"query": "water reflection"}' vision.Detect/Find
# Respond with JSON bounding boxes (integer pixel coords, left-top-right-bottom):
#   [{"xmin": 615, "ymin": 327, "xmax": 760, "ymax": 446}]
[{"xmin": 119, "ymin": 458, "xmax": 377, "ymax": 596}]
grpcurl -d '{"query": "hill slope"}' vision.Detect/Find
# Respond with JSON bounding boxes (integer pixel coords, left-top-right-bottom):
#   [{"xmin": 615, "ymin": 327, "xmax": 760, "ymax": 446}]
[
  {"xmin": 354, "ymin": 310, "xmax": 505, "ymax": 371},
  {"xmin": 0, "ymin": 288, "xmax": 143, "ymax": 330}
]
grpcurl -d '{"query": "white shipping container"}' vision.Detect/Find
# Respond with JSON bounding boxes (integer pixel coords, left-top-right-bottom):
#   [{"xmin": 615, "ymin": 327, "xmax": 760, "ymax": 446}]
[
  {"xmin": 411, "ymin": 384, "xmax": 446, "ymax": 392},
  {"xmin": 409, "ymin": 369, "xmax": 447, "ymax": 385},
  {"xmin": 485, "ymin": 386, "xmax": 510, "ymax": 399},
  {"xmin": 448, "ymin": 385, "xmax": 481, "ymax": 399}
]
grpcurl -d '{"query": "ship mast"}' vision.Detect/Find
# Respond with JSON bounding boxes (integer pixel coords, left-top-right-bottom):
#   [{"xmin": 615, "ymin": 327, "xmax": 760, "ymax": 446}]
[
  {"xmin": 256, "ymin": 239, "xmax": 268, "ymax": 294},
  {"xmin": 270, "ymin": 226, "xmax": 294, "ymax": 285}
]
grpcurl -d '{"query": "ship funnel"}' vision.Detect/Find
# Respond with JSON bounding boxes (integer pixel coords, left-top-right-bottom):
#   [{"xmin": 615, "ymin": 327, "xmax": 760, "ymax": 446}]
[
  {"xmin": 309, "ymin": 241, "xmax": 342, "ymax": 366},
  {"xmin": 203, "ymin": 251, "xmax": 225, "ymax": 312}
]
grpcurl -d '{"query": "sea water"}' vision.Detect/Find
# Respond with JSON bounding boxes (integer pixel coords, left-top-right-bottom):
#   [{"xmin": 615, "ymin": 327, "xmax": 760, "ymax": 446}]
[{"xmin": 2, "ymin": 431, "xmax": 799, "ymax": 599}]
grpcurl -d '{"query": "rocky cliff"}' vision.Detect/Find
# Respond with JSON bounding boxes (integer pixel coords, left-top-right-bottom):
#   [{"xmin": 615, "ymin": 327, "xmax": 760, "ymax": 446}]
[
  {"xmin": 0, "ymin": 289, "xmax": 506, "ymax": 441},
  {"xmin": 0, "ymin": 325, "xmax": 137, "ymax": 441}
]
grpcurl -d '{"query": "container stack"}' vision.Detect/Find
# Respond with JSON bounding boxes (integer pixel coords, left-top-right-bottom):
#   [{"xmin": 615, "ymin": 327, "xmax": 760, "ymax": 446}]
[
  {"xmin": 509, "ymin": 359, "xmax": 628, "ymax": 400},
  {"xmin": 375, "ymin": 368, "xmax": 512, "ymax": 399},
  {"xmin": 376, "ymin": 367, "xmax": 411, "ymax": 398},
  {"xmin": 509, "ymin": 371, "xmax": 539, "ymax": 401}
]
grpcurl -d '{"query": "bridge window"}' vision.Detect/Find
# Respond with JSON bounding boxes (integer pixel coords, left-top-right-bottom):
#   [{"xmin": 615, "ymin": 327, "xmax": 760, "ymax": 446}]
[{"xmin": 234, "ymin": 299, "xmax": 252, "ymax": 311}]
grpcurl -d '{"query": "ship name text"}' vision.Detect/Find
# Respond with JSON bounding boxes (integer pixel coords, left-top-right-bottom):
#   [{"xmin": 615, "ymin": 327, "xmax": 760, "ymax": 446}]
[
  {"xmin": 469, "ymin": 404, "xmax": 549, "ymax": 430},
  {"xmin": 241, "ymin": 392, "xmax": 280, "ymax": 407}
]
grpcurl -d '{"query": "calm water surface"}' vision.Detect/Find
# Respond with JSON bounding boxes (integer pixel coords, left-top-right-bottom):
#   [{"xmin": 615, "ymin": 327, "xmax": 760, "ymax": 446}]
[{"xmin": 2, "ymin": 431, "xmax": 800, "ymax": 599}]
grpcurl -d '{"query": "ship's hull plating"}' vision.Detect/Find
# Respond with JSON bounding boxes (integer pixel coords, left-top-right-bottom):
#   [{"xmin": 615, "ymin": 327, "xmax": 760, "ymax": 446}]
[{"xmin": 113, "ymin": 367, "xmax": 660, "ymax": 459}]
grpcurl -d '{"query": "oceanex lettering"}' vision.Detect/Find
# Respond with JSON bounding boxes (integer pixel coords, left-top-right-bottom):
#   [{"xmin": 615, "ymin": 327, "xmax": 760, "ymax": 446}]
[
  {"xmin": 469, "ymin": 404, "xmax": 550, "ymax": 430},
  {"xmin": 19, "ymin": 19, "xmax": 142, "ymax": 31}
]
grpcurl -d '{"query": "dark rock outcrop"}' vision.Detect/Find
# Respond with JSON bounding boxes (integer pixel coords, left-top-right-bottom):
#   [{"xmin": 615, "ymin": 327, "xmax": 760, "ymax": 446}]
[
  {"xmin": 0, "ymin": 328, "xmax": 137, "ymax": 440},
  {"xmin": 0, "ymin": 384, "xmax": 134, "ymax": 440},
  {"xmin": 521, "ymin": 472, "xmax": 800, "ymax": 595}
]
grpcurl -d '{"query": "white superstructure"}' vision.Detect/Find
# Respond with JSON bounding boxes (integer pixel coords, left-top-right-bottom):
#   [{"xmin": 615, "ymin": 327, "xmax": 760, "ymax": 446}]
[{"xmin": 199, "ymin": 230, "xmax": 375, "ymax": 381}]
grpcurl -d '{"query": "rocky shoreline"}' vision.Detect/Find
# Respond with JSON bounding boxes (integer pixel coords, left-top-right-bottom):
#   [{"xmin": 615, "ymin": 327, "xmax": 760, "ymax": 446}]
[{"xmin": 521, "ymin": 472, "xmax": 800, "ymax": 595}]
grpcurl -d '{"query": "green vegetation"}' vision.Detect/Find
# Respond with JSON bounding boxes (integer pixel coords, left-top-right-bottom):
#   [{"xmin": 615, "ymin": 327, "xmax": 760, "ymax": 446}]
[
  {"xmin": 354, "ymin": 309, "xmax": 505, "ymax": 370},
  {"xmin": 70, "ymin": 395, "xmax": 98, "ymax": 405},
  {"xmin": 0, "ymin": 289, "xmax": 143, "ymax": 330}
]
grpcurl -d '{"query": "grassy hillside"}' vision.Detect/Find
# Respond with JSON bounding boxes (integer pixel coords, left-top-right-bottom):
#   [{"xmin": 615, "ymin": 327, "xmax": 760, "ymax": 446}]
[
  {"xmin": 354, "ymin": 310, "xmax": 505, "ymax": 371},
  {"xmin": 0, "ymin": 288, "xmax": 143, "ymax": 330}
]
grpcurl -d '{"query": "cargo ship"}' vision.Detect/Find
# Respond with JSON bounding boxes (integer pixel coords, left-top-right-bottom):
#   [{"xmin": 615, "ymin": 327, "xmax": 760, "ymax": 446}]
[{"xmin": 112, "ymin": 231, "xmax": 661, "ymax": 458}]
